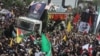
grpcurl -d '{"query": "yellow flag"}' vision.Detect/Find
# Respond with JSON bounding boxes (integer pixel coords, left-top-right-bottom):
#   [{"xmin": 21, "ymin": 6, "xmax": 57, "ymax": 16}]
[
  {"xmin": 66, "ymin": 21, "xmax": 72, "ymax": 32},
  {"xmin": 9, "ymin": 39, "xmax": 13, "ymax": 47},
  {"xmin": 63, "ymin": 35, "xmax": 67, "ymax": 41},
  {"xmin": 16, "ymin": 36, "xmax": 22, "ymax": 43}
]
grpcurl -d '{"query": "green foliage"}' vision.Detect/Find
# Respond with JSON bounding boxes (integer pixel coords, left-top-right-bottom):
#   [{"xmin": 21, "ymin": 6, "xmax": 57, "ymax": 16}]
[
  {"xmin": 2, "ymin": 0, "xmax": 33, "ymax": 9},
  {"xmin": 15, "ymin": 0, "xmax": 25, "ymax": 7},
  {"xmin": 24, "ymin": 0, "xmax": 33, "ymax": 6},
  {"xmin": 2, "ymin": 0, "xmax": 14, "ymax": 8}
]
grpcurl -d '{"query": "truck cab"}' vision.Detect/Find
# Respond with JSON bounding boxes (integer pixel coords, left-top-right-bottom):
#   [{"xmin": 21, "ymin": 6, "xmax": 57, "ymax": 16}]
[{"xmin": 17, "ymin": 16, "xmax": 42, "ymax": 34}]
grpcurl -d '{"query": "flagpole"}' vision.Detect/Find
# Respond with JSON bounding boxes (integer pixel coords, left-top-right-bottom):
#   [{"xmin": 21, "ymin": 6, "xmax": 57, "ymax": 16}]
[
  {"xmin": 94, "ymin": 14, "xmax": 100, "ymax": 34},
  {"xmin": 94, "ymin": 0, "xmax": 100, "ymax": 34}
]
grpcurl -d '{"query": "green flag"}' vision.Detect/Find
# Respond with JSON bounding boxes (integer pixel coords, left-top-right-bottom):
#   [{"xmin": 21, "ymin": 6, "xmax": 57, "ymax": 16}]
[{"xmin": 41, "ymin": 33, "xmax": 52, "ymax": 56}]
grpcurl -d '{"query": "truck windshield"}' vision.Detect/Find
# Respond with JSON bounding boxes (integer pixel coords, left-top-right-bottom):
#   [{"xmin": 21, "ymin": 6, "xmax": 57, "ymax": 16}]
[{"xmin": 19, "ymin": 21, "xmax": 33, "ymax": 31}]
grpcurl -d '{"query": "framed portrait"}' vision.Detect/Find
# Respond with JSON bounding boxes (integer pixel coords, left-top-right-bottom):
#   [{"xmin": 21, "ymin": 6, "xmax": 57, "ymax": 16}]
[{"xmin": 28, "ymin": 3, "xmax": 46, "ymax": 20}]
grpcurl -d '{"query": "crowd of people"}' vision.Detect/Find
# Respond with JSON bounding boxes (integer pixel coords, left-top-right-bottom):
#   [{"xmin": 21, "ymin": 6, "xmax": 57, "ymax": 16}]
[
  {"xmin": 50, "ymin": 30, "xmax": 100, "ymax": 56},
  {"xmin": 0, "ymin": 23, "xmax": 100, "ymax": 56},
  {"xmin": 0, "ymin": 1, "xmax": 100, "ymax": 56},
  {"xmin": 0, "ymin": 15, "xmax": 100, "ymax": 56}
]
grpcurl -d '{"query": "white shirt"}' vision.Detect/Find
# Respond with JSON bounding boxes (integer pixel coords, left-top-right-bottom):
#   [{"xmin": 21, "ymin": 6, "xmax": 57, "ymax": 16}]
[{"xmin": 35, "ymin": 51, "xmax": 42, "ymax": 56}]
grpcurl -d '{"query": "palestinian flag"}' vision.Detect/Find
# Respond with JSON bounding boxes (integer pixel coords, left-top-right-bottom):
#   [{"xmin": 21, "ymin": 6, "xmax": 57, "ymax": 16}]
[{"xmin": 16, "ymin": 28, "xmax": 23, "ymax": 43}]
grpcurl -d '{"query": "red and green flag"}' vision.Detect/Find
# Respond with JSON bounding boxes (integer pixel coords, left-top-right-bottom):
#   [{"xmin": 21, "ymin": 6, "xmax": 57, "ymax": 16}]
[{"xmin": 16, "ymin": 28, "xmax": 23, "ymax": 43}]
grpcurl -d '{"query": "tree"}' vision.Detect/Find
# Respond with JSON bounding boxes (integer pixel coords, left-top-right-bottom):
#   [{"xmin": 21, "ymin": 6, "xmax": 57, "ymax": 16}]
[
  {"xmin": 24, "ymin": 0, "xmax": 33, "ymax": 6},
  {"xmin": 2, "ymin": 0, "xmax": 14, "ymax": 9}
]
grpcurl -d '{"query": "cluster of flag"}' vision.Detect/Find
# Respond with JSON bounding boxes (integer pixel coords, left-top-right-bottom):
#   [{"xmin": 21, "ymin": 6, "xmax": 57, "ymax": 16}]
[
  {"xmin": 9, "ymin": 28, "xmax": 23, "ymax": 47},
  {"xmin": 8, "ymin": 12, "xmax": 94, "ymax": 56},
  {"xmin": 48, "ymin": 12, "xmax": 93, "ymax": 34},
  {"xmin": 73, "ymin": 13, "xmax": 93, "ymax": 33},
  {"xmin": 9, "ymin": 28, "xmax": 52, "ymax": 56}
]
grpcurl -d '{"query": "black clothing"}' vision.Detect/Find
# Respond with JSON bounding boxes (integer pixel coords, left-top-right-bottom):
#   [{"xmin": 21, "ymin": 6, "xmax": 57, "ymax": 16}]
[{"xmin": 81, "ymin": 12, "xmax": 95, "ymax": 24}]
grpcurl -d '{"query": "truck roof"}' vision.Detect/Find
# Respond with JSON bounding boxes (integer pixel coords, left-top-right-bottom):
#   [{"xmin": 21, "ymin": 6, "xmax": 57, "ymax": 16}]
[{"xmin": 18, "ymin": 16, "xmax": 42, "ymax": 24}]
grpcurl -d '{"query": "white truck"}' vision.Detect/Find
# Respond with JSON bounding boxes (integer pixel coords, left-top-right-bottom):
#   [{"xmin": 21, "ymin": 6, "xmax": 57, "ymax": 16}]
[{"xmin": 17, "ymin": 16, "xmax": 42, "ymax": 34}]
